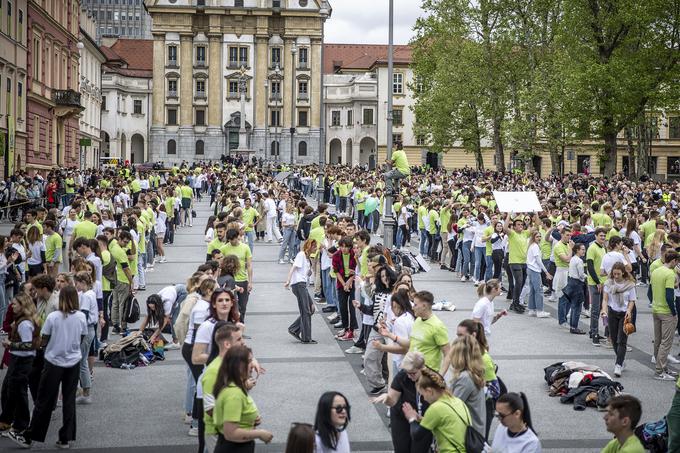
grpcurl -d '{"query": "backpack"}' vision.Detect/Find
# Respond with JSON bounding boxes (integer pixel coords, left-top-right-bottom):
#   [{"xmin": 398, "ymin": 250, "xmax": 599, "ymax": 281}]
[
  {"xmin": 445, "ymin": 401, "xmax": 488, "ymax": 453},
  {"xmin": 124, "ymin": 295, "xmax": 140, "ymax": 324},
  {"xmin": 101, "ymin": 258, "xmax": 117, "ymax": 284},
  {"xmin": 635, "ymin": 417, "xmax": 668, "ymax": 453},
  {"xmin": 596, "ymin": 383, "xmax": 623, "ymax": 411}
]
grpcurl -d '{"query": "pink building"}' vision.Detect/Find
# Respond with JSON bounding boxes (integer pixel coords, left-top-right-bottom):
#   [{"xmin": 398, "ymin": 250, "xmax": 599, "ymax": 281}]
[{"xmin": 26, "ymin": 0, "xmax": 82, "ymax": 172}]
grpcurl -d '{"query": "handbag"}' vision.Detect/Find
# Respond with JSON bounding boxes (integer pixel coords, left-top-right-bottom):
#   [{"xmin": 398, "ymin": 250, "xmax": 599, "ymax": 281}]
[
  {"xmin": 191, "ymin": 209, "xmax": 197, "ymax": 218},
  {"xmin": 444, "ymin": 401, "xmax": 488, "ymax": 453}
]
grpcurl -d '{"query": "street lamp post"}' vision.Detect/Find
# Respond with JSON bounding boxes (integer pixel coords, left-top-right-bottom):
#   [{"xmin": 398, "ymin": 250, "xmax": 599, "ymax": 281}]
[
  {"xmin": 290, "ymin": 43, "xmax": 298, "ymax": 165},
  {"xmin": 264, "ymin": 78, "xmax": 269, "ymax": 164},
  {"xmin": 274, "ymin": 65, "xmax": 281, "ymax": 163},
  {"xmin": 383, "ymin": 0, "xmax": 396, "ymax": 249},
  {"xmin": 317, "ymin": 7, "xmax": 329, "ymax": 203}
]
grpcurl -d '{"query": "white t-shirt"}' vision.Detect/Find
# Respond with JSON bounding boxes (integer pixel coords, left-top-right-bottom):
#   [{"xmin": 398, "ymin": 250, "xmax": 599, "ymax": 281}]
[
  {"xmin": 158, "ymin": 285, "xmax": 178, "ymax": 315},
  {"xmin": 194, "ymin": 319, "xmax": 217, "ymax": 358},
  {"xmin": 156, "ymin": 211, "xmax": 167, "ymax": 234},
  {"xmin": 42, "ymin": 310, "xmax": 88, "ymax": 368},
  {"xmin": 86, "ymin": 253, "xmax": 103, "ymax": 299},
  {"xmin": 290, "ymin": 251, "xmax": 311, "ymax": 285},
  {"xmin": 491, "ymin": 424, "xmax": 542, "ymax": 453},
  {"xmin": 604, "ymin": 282, "xmax": 637, "ymax": 313},
  {"xmin": 26, "ymin": 240, "xmax": 46, "ymax": 265},
  {"xmin": 184, "ymin": 298, "xmax": 210, "ymax": 345},
  {"xmin": 392, "ymin": 312, "xmax": 414, "ymax": 366},
  {"xmin": 472, "ymin": 296, "xmax": 494, "ymax": 336},
  {"xmin": 12, "ymin": 320, "xmax": 36, "ymax": 357},
  {"xmin": 600, "ymin": 251, "xmax": 626, "ymax": 276},
  {"xmin": 315, "ymin": 430, "xmax": 350, "ymax": 453},
  {"xmin": 78, "ymin": 289, "xmax": 99, "ymax": 326}
]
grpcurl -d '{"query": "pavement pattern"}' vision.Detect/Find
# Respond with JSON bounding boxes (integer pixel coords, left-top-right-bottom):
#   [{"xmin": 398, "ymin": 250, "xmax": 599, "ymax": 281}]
[{"xmin": 0, "ymin": 198, "xmax": 677, "ymax": 452}]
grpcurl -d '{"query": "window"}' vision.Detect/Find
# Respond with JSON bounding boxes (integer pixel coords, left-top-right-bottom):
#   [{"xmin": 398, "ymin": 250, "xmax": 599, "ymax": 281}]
[
  {"xmin": 133, "ymin": 99, "xmax": 142, "ymax": 114},
  {"xmin": 273, "ymin": 0, "xmax": 280, "ymax": 7},
  {"xmin": 298, "ymin": 110, "xmax": 308, "ymax": 127},
  {"xmin": 167, "ymin": 139, "xmax": 176, "ymax": 154},
  {"xmin": 271, "ymin": 47, "xmax": 281, "ymax": 67},
  {"xmin": 167, "ymin": 108, "xmax": 177, "ymax": 125},
  {"xmin": 33, "ymin": 37, "xmax": 40, "ymax": 80},
  {"xmin": 17, "ymin": 81, "xmax": 22, "ymax": 118},
  {"xmin": 195, "ymin": 80, "xmax": 206, "ymax": 97},
  {"xmin": 393, "ymin": 108, "xmax": 403, "ymax": 126},
  {"xmin": 167, "ymin": 79, "xmax": 178, "ymax": 97},
  {"xmin": 228, "ymin": 46, "xmax": 248, "ymax": 68},
  {"xmin": 270, "ymin": 141, "xmax": 280, "ymax": 156},
  {"xmin": 7, "ymin": 1, "xmax": 12, "ymax": 36},
  {"xmin": 298, "ymin": 80, "xmax": 308, "ymax": 99},
  {"xmin": 298, "ymin": 141, "xmax": 307, "ymax": 156},
  {"xmin": 362, "ymin": 108, "xmax": 374, "ymax": 125},
  {"xmin": 393, "ymin": 73, "xmax": 403, "ymax": 94},
  {"xmin": 331, "ymin": 110, "xmax": 340, "ymax": 126},
  {"xmin": 270, "ymin": 109, "xmax": 281, "ymax": 127},
  {"xmin": 228, "ymin": 80, "xmax": 239, "ymax": 98},
  {"xmin": 299, "ymin": 0, "xmax": 308, "ymax": 6},
  {"xmin": 107, "ymin": 10, "xmax": 112, "ymax": 20},
  {"xmin": 195, "ymin": 140, "xmax": 204, "ymax": 154},
  {"xmin": 18, "ymin": 9, "xmax": 22, "ymax": 43},
  {"xmin": 168, "ymin": 45, "xmax": 177, "ymax": 66},
  {"xmin": 347, "ymin": 110, "xmax": 353, "ymax": 126},
  {"xmin": 392, "ymin": 133, "xmax": 403, "ymax": 145},
  {"xmin": 670, "ymin": 117, "xmax": 680, "ymax": 139},
  {"xmin": 239, "ymin": 47, "xmax": 248, "ymax": 67},
  {"xmin": 102, "ymin": 96, "xmax": 107, "ymax": 110},
  {"xmin": 195, "ymin": 46, "xmax": 206, "ymax": 66},
  {"xmin": 234, "ymin": 0, "xmax": 243, "ymax": 6},
  {"xmin": 195, "ymin": 108, "xmax": 205, "ymax": 126},
  {"xmin": 298, "ymin": 47, "xmax": 308, "ymax": 68},
  {"xmin": 197, "ymin": 0, "xmax": 205, "ymax": 5},
  {"xmin": 270, "ymin": 80, "xmax": 281, "ymax": 99},
  {"xmin": 416, "ymin": 135, "xmax": 426, "ymax": 146}
]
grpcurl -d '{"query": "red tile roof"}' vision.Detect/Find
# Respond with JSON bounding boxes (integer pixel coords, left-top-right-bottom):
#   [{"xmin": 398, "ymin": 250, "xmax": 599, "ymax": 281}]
[
  {"xmin": 323, "ymin": 44, "xmax": 412, "ymax": 73},
  {"xmin": 108, "ymin": 39, "xmax": 154, "ymax": 71}
]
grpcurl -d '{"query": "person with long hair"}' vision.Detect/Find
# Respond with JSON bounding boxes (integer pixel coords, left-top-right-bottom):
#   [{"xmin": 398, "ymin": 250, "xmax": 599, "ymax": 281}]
[
  {"xmin": 445, "ymin": 335, "xmax": 487, "ymax": 436},
  {"xmin": 374, "ymin": 288, "xmax": 415, "ymax": 371},
  {"xmin": 402, "ymin": 367, "xmax": 471, "ymax": 453},
  {"xmin": 492, "ymin": 392, "xmax": 541, "ymax": 452},
  {"xmin": 314, "ymin": 391, "xmax": 351, "ymax": 453},
  {"xmin": 212, "ymin": 345, "xmax": 273, "ymax": 452},
  {"xmin": 192, "ymin": 289, "xmax": 242, "ymax": 366},
  {"xmin": 285, "ymin": 239, "xmax": 318, "ymax": 344},
  {"xmin": 25, "ymin": 225, "xmax": 46, "ymax": 277},
  {"xmin": 8, "ymin": 285, "xmax": 87, "ymax": 449},
  {"xmin": 73, "ymin": 271, "xmax": 99, "ymax": 404},
  {"xmin": 331, "ymin": 237, "xmax": 358, "ymax": 340},
  {"xmin": 526, "ymin": 229, "xmax": 552, "ymax": 318},
  {"xmin": 601, "ymin": 262, "xmax": 636, "ymax": 377},
  {"xmin": 285, "ymin": 422, "xmax": 315, "ymax": 453},
  {"xmin": 154, "ymin": 203, "xmax": 167, "ymax": 263},
  {"xmin": 472, "ymin": 279, "xmax": 507, "ymax": 338},
  {"xmin": 0, "ymin": 292, "xmax": 40, "ymax": 434}
]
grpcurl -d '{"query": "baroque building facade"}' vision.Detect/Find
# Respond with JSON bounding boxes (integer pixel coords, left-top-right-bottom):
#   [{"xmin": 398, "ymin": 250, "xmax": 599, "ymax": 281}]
[{"xmin": 147, "ymin": 0, "xmax": 330, "ymax": 165}]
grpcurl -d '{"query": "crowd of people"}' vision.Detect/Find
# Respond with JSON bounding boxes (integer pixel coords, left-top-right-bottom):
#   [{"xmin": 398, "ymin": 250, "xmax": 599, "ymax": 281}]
[{"xmin": 0, "ymin": 154, "xmax": 678, "ymax": 452}]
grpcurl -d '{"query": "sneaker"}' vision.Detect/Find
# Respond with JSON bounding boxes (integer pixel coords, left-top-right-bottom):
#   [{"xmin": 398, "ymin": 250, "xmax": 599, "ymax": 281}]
[
  {"xmin": 527, "ymin": 310, "xmax": 537, "ymax": 317},
  {"xmin": 345, "ymin": 345, "xmax": 364, "ymax": 354},
  {"xmin": 592, "ymin": 336, "xmax": 601, "ymax": 347},
  {"xmin": 654, "ymin": 372, "xmax": 676, "ymax": 381},
  {"xmin": 614, "ymin": 364, "xmax": 622, "ymax": 377},
  {"xmin": 278, "ymin": 259, "xmax": 286, "ymax": 264},
  {"xmin": 337, "ymin": 330, "xmax": 354, "ymax": 341},
  {"xmin": 184, "ymin": 414, "xmax": 193, "ymax": 425},
  {"xmin": 602, "ymin": 340, "xmax": 613, "ymax": 350},
  {"xmin": 76, "ymin": 395, "xmax": 92, "ymax": 405},
  {"xmin": 7, "ymin": 430, "xmax": 31, "ymax": 448},
  {"xmin": 301, "ymin": 339, "xmax": 318, "ymax": 344},
  {"xmin": 537, "ymin": 311, "xmax": 551, "ymax": 318},
  {"xmin": 559, "ymin": 323, "xmax": 570, "ymax": 330},
  {"xmin": 625, "ymin": 345, "xmax": 632, "ymax": 352},
  {"xmin": 652, "ymin": 356, "xmax": 656, "ymax": 364},
  {"xmin": 667, "ymin": 369, "xmax": 679, "ymax": 377},
  {"xmin": 668, "ymin": 355, "xmax": 680, "ymax": 364},
  {"xmin": 368, "ymin": 386, "xmax": 387, "ymax": 395},
  {"xmin": 55, "ymin": 440, "xmax": 70, "ymax": 449},
  {"xmin": 460, "ymin": 276, "xmax": 468, "ymax": 282},
  {"xmin": 287, "ymin": 329, "xmax": 301, "ymax": 341},
  {"xmin": 570, "ymin": 328, "xmax": 587, "ymax": 335},
  {"xmin": 322, "ymin": 306, "xmax": 336, "ymax": 313},
  {"xmin": 582, "ymin": 311, "xmax": 590, "ymax": 318},
  {"xmin": 327, "ymin": 314, "xmax": 339, "ymax": 323},
  {"xmin": 333, "ymin": 321, "xmax": 344, "ymax": 329},
  {"xmin": 188, "ymin": 427, "xmax": 199, "ymax": 437},
  {"xmin": 165, "ymin": 342, "xmax": 181, "ymax": 350}
]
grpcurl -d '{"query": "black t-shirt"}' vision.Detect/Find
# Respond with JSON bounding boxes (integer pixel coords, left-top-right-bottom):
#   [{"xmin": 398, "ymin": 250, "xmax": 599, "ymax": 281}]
[{"xmin": 390, "ymin": 369, "xmax": 429, "ymax": 422}]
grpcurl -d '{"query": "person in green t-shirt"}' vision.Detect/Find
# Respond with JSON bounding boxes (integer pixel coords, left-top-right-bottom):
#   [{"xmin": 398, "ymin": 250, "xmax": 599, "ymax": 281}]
[
  {"xmin": 427, "ymin": 200, "xmax": 441, "ymax": 261},
  {"xmin": 43, "ymin": 220, "xmax": 62, "ymax": 277},
  {"xmin": 601, "ymin": 395, "xmax": 645, "ymax": 453},
  {"xmin": 586, "ymin": 228, "xmax": 607, "ymax": 344},
  {"xmin": 241, "ymin": 198, "xmax": 259, "ymax": 253},
  {"xmin": 503, "ymin": 214, "xmax": 532, "ymax": 313},
  {"xmin": 220, "ymin": 228, "xmax": 253, "ymax": 322},
  {"xmin": 180, "ymin": 182, "xmax": 194, "ymax": 227},
  {"xmin": 650, "ymin": 251, "xmax": 679, "ymax": 379},
  {"xmin": 384, "ymin": 142, "xmax": 410, "ymax": 195}
]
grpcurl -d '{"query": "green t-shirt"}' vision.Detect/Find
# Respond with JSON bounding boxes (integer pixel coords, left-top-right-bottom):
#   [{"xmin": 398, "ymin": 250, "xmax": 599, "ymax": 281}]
[
  {"xmin": 207, "ymin": 237, "xmax": 224, "ymax": 255},
  {"xmin": 242, "ymin": 207, "xmax": 259, "ymax": 232},
  {"xmin": 600, "ymin": 435, "xmax": 645, "ymax": 453},
  {"xmin": 428, "ymin": 209, "xmax": 440, "ymax": 235},
  {"xmin": 483, "ymin": 225, "xmax": 493, "ymax": 256},
  {"xmin": 101, "ymin": 250, "xmax": 112, "ymax": 292},
  {"xmin": 308, "ymin": 227, "xmax": 325, "ymax": 258},
  {"xmin": 201, "ymin": 356, "xmax": 223, "ymax": 436},
  {"xmin": 165, "ymin": 197, "xmax": 176, "ymax": 218},
  {"xmin": 649, "ymin": 258, "xmax": 663, "ymax": 275},
  {"xmin": 73, "ymin": 220, "xmax": 98, "ymax": 240},
  {"xmin": 336, "ymin": 183, "xmax": 350, "ymax": 197},
  {"xmin": 417, "ymin": 206, "xmax": 428, "ymax": 230},
  {"xmin": 482, "ymin": 352, "xmax": 496, "ymax": 382},
  {"xmin": 45, "ymin": 232, "xmax": 62, "ymax": 263},
  {"xmin": 360, "ymin": 247, "xmax": 369, "ymax": 278},
  {"xmin": 391, "ymin": 150, "xmax": 411, "ymax": 176},
  {"xmin": 136, "ymin": 220, "xmax": 146, "ymax": 254},
  {"xmin": 220, "ymin": 242, "xmax": 252, "ymax": 282},
  {"xmin": 109, "ymin": 239, "xmax": 130, "ymax": 284},
  {"xmin": 65, "ymin": 178, "xmax": 75, "ymax": 194},
  {"xmin": 539, "ymin": 229, "xmax": 551, "ymax": 260},
  {"xmin": 651, "ymin": 266, "xmax": 676, "ymax": 315},
  {"xmin": 440, "ymin": 207, "xmax": 452, "ymax": 236},
  {"xmin": 181, "ymin": 185, "xmax": 193, "ymax": 199},
  {"xmin": 213, "ymin": 383, "xmax": 259, "ymax": 433},
  {"xmin": 341, "ymin": 253, "xmax": 351, "ymax": 278},
  {"xmin": 553, "ymin": 241, "xmax": 570, "ymax": 268},
  {"xmin": 639, "ymin": 220, "xmax": 657, "ymax": 247},
  {"xmin": 507, "ymin": 230, "xmax": 529, "ymax": 264},
  {"xmin": 131, "ymin": 180, "xmax": 141, "ymax": 193},
  {"xmin": 30, "ymin": 221, "xmax": 43, "ymax": 235},
  {"xmin": 409, "ymin": 315, "xmax": 449, "ymax": 370},
  {"xmin": 419, "ymin": 394, "xmax": 469, "ymax": 453},
  {"xmin": 356, "ymin": 191, "xmax": 367, "ymax": 210},
  {"xmin": 586, "ymin": 242, "xmax": 606, "ymax": 286}
]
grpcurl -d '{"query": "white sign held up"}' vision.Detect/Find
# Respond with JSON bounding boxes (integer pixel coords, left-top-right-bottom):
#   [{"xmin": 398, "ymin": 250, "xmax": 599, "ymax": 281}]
[{"xmin": 493, "ymin": 191, "xmax": 543, "ymax": 213}]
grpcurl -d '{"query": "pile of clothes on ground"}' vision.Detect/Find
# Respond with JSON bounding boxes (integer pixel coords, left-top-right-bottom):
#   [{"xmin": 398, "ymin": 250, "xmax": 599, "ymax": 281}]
[
  {"xmin": 544, "ymin": 361, "xmax": 623, "ymax": 411},
  {"xmin": 101, "ymin": 331, "xmax": 165, "ymax": 369}
]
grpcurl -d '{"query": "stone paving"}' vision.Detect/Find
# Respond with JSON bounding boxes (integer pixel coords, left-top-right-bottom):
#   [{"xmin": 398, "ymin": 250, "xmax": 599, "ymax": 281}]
[{"xmin": 0, "ymin": 198, "xmax": 677, "ymax": 452}]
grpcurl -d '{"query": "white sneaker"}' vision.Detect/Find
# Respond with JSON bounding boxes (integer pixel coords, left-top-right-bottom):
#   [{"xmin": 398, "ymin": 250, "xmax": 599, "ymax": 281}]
[
  {"xmin": 165, "ymin": 342, "xmax": 181, "ymax": 350},
  {"xmin": 278, "ymin": 259, "xmax": 286, "ymax": 264},
  {"xmin": 614, "ymin": 364, "xmax": 622, "ymax": 377},
  {"xmin": 668, "ymin": 355, "xmax": 680, "ymax": 364},
  {"xmin": 559, "ymin": 323, "xmax": 570, "ymax": 330},
  {"xmin": 582, "ymin": 311, "xmax": 590, "ymax": 318},
  {"xmin": 651, "ymin": 356, "xmax": 656, "ymax": 364},
  {"xmin": 536, "ymin": 311, "xmax": 551, "ymax": 318},
  {"xmin": 548, "ymin": 295, "xmax": 557, "ymax": 303},
  {"xmin": 345, "ymin": 345, "xmax": 364, "ymax": 354},
  {"xmin": 655, "ymin": 372, "xmax": 676, "ymax": 381},
  {"xmin": 527, "ymin": 310, "xmax": 537, "ymax": 317},
  {"xmin": 461, "ymin": 276, "xmax": 467, "ymax": 282},
  {"xmin": 184, "ymin": 414, "xmax": 193, "ymax": 425},
  {"xmin": 188, "ymin": 427, "xmax": 199, "ymax": 437}
]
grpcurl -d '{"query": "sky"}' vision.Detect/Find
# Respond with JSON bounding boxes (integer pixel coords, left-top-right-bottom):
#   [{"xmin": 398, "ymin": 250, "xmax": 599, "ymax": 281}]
[{"xmin": 324, "ymin": 0, "xmax": 423, "ymax": 45}]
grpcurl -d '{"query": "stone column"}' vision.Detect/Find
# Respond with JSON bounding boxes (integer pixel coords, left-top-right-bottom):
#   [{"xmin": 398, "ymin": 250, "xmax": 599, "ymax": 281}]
[
  {"xmin": 254, "ymin": 37, "xmax": 268, "ymax": 129},
  {"xmin": 282, "ymin": 39, "xmax": 293, "ymax": 129},
  {"xmin": 310, "ymin": 39, "xmax": 321, "ymax": 129},
  {"xmin": 207, "ymin": 34, "xmax": 222, "ymax": 127},
  {"xmin": 179, "ymin": 34, "xmax": 193, "ymax": 126},
  {"xmin": 151, "ymin": 34, "xmax": 165, "ymax": 127}
]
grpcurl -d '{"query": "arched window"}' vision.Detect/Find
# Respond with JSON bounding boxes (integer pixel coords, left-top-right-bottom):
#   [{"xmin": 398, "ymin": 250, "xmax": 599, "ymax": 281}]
[
  {"xmin": 270, "ymin": 141, "xmax": 279, "ymax": 156},
  {"xmin": 167, "ymin": 139, "xmax": 176, "ymax": 154},
  {"xmin": 298, "ymin": 141, "xmax": 307, "ymax": 156},
  {"xmin": 195, "ymin": 140, "xmax": 204, "ymax": 155}
]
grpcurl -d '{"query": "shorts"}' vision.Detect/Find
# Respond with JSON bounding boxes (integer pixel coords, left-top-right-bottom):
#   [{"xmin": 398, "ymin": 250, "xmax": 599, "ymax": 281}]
[{"xmin": 181, "ymin": 198, "xmax": 191, "ymax": 209}]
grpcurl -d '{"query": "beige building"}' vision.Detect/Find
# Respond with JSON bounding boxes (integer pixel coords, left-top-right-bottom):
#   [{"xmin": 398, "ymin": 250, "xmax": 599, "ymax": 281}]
[{"xmin": 146, "ymin": 0, "xmax": 331, "ymax": 165}]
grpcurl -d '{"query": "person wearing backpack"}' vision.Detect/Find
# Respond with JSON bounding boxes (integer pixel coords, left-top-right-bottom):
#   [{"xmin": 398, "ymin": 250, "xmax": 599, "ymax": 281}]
[{"xmin": 402, "ymin": 367, "xmax": 474, "ymax": 453}]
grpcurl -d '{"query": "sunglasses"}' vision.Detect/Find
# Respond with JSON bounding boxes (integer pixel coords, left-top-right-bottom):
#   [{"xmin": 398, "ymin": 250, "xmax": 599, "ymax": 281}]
[
  {"xmin": 495, "ymin": 411, "xmax": 513, "ymax": 420},
  {"xmin": 332, "ymin": 405, "xmax": 349, "ymax": 414}
]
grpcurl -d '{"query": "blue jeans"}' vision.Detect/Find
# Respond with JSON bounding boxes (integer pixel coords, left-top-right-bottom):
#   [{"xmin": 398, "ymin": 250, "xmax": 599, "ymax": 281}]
[
  {"xmin": 473, "ymin": 246, "xmax": 486, "ymax": 281},
  {"xmin": 419, "ymin": 229, "xmax": 429, "ymax": 256},
  {"xmin": 245, "ymin": 230, "xmax": 255, "ymax": 253},
  {"xmin": 461, "ymin": 241, "xmax": 472, "ymax": 277},
  {"xmin": 0, "ymin": 273, "xmax": 7, "ymax": 327},
  {"xmin": 278, "ymin": 228, "xmax": 296, "ymax": 261},
  {"xmin": 321, "ymin": 268, "xmax": 337, "ymax": 308},
  {"xmin": 484, "ymin": 255, "xmax": 493, "ymax": 281},
  {"xmin": 396, "ymin": 227, "xmax": 403, "ymax": 248},
  {"xmin": 527, "ymin": 269, "xmax": 543, "ymax": 311},
  {"xmin": 137, "ymin": 252, "xmax": 146, "ymax": 288},
  {"xmin": 559, "ymin": 278, "xmax": 585, "ymax": 328}
]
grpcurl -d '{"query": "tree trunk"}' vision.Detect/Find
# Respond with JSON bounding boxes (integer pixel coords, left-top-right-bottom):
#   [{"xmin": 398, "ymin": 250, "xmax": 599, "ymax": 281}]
[
  {"xmin": 493, "ymin": 115, "xmax": 505, "ymax": 172},
  {"xmin": 602, "ymin": 118, "xmax": 618, "ymax": 177},
  {"xmin": 625, "ymin": 127, "xmax": 636, "ymax": 180}
]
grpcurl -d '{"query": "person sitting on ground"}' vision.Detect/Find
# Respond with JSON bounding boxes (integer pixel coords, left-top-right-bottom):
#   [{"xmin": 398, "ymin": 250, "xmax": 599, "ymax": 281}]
[{"xmin": 600, "ymin": 395, "xmax": 644, "ymax": 453}]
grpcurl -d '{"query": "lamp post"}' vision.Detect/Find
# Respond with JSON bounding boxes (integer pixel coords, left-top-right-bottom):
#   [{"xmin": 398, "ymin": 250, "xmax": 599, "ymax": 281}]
[
  {"xmin": 264, "ymin": 78, "xmax": 269, "ymax": 163},
  {"xmin": 290, "ymin": 43, "xmax": 297, "ymax": 165},
  {"xmin": 274, "ymin": 65, "xmax": 281, "ymax": 163},
  {"xmin": 236, "ymin": 65, "xmax": 249, "ymax": 152},
  {"xmin": 383, "ymin": 0, "xmax": 396, "ymax": 249},
  {"xmin": 317, "ymin": 7, "xmax": 329, "ymax": 203}
]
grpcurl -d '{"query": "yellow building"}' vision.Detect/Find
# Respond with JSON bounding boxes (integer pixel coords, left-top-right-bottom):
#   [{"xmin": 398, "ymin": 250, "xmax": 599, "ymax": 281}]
[{"xmin": 146, "ymin": 0, "xmax": 331, "ymax": 165}]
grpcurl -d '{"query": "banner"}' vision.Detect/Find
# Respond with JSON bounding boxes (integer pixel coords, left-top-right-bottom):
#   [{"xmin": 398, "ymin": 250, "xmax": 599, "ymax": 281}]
[{"xmin": 493, "ymin": 191, "xmax": 543, "ymax": 213}]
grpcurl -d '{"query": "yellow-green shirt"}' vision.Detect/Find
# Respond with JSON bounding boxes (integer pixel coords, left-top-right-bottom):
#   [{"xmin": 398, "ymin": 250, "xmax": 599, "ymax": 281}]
[
  {"xmin": 553, "ymin": 241, "xmax": 570, "ymax": 268},
  {"xmin": 45, "ymin": 232, "xmax": 62, "ymax": 263},
  {"xmin": 651, "ymin": 266, "xmax": 676, "ymax": 315},
  {"xmin": 109, "ymin": 239, "xmax": 130, "ymax": 284},
  {"xmin": 181, "ymin": 185, "xmax": 193, "ymax": 199},
  {"xmin": 586, "ymin": 242, "xmax": 606, "ymax": 286},
  {"xmin": 101, "ymin": 250, "xmax": 112, "ymax": 291},
  {"xmin": 391, "ymin": 149, "xmax": 411, "ymax": 176},
  {"xmin": 73, "ymin": 220, "xmax": 98, "ymax": 240},
  {"xmin": 242, "ymin": 207, "xmax": 259, "ymax": 232},
  {"xmin": 507, "ymin": 230, "xmax": 529, "ymax": 264},
  {"xmin": 409, "ymin": 315, "xmax": 449, "ymax": 370},
  {"xmin": 600, "ymin": 435, "xmax": 645, "ymax": 453},
  {"xmin": 419, "ymin": 394, "xmax": 469, "ymax": 453},
  {"xmin": 213, "ymin": 383, "xmax": 259, "ymax": 433},
  {"xmin": 201, "ymin": 357, "xmax": 223, "ymax": 436},
  {"xmin": 220, "ymin": 242, "xmax": 252, "ymax": 282}
]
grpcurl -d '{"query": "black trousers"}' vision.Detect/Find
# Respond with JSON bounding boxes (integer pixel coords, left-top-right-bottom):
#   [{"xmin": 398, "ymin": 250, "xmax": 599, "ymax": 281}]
[
  {"xmin": 25, "ymin": 361, "xmax": 79, "ymax": 444},
  {"xmin": 448, "ymin": 239, "xmax": 458, "ymax": 268},
  {"xmin": 215, "ymin": 435, "xmax": 255, "ymax": 453},
  {"xmin": 0, "ymin": 355, "xmax": 34, "ymax": 431},
  {"xmin": 100, "ymin": 290, "xmax": 112, "ymax": 341},
  {"xmin": 608, "ymin": 308, "xmax": 628, "ymax": 366},
  {"xmin": 390, "ymin": 413, "xmax": 433, "ymax": 453},
  {"xmin": 337, "ymin": 287, "xmax": 358, "ymax": 330},
  {"xmin": 510, "ymin": 264, "xmax": 527, "ymax": 305},
  {"xmin": 235, "ymin": 281, "xmax": 250, "ymax": 323},
  {"xmin": 28, "ymin": 349, "xmax": 45, "ymax": 402},
  {"xmin": 492, "ymin": 249, "xmax": 504, "ymax": 280}
]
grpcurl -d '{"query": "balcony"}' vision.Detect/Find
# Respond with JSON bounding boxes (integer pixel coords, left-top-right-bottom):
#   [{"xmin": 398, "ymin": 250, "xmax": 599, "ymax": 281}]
[{"xmin": 52, "ymin": 90, "xmax": 84, "ymax": 117}]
